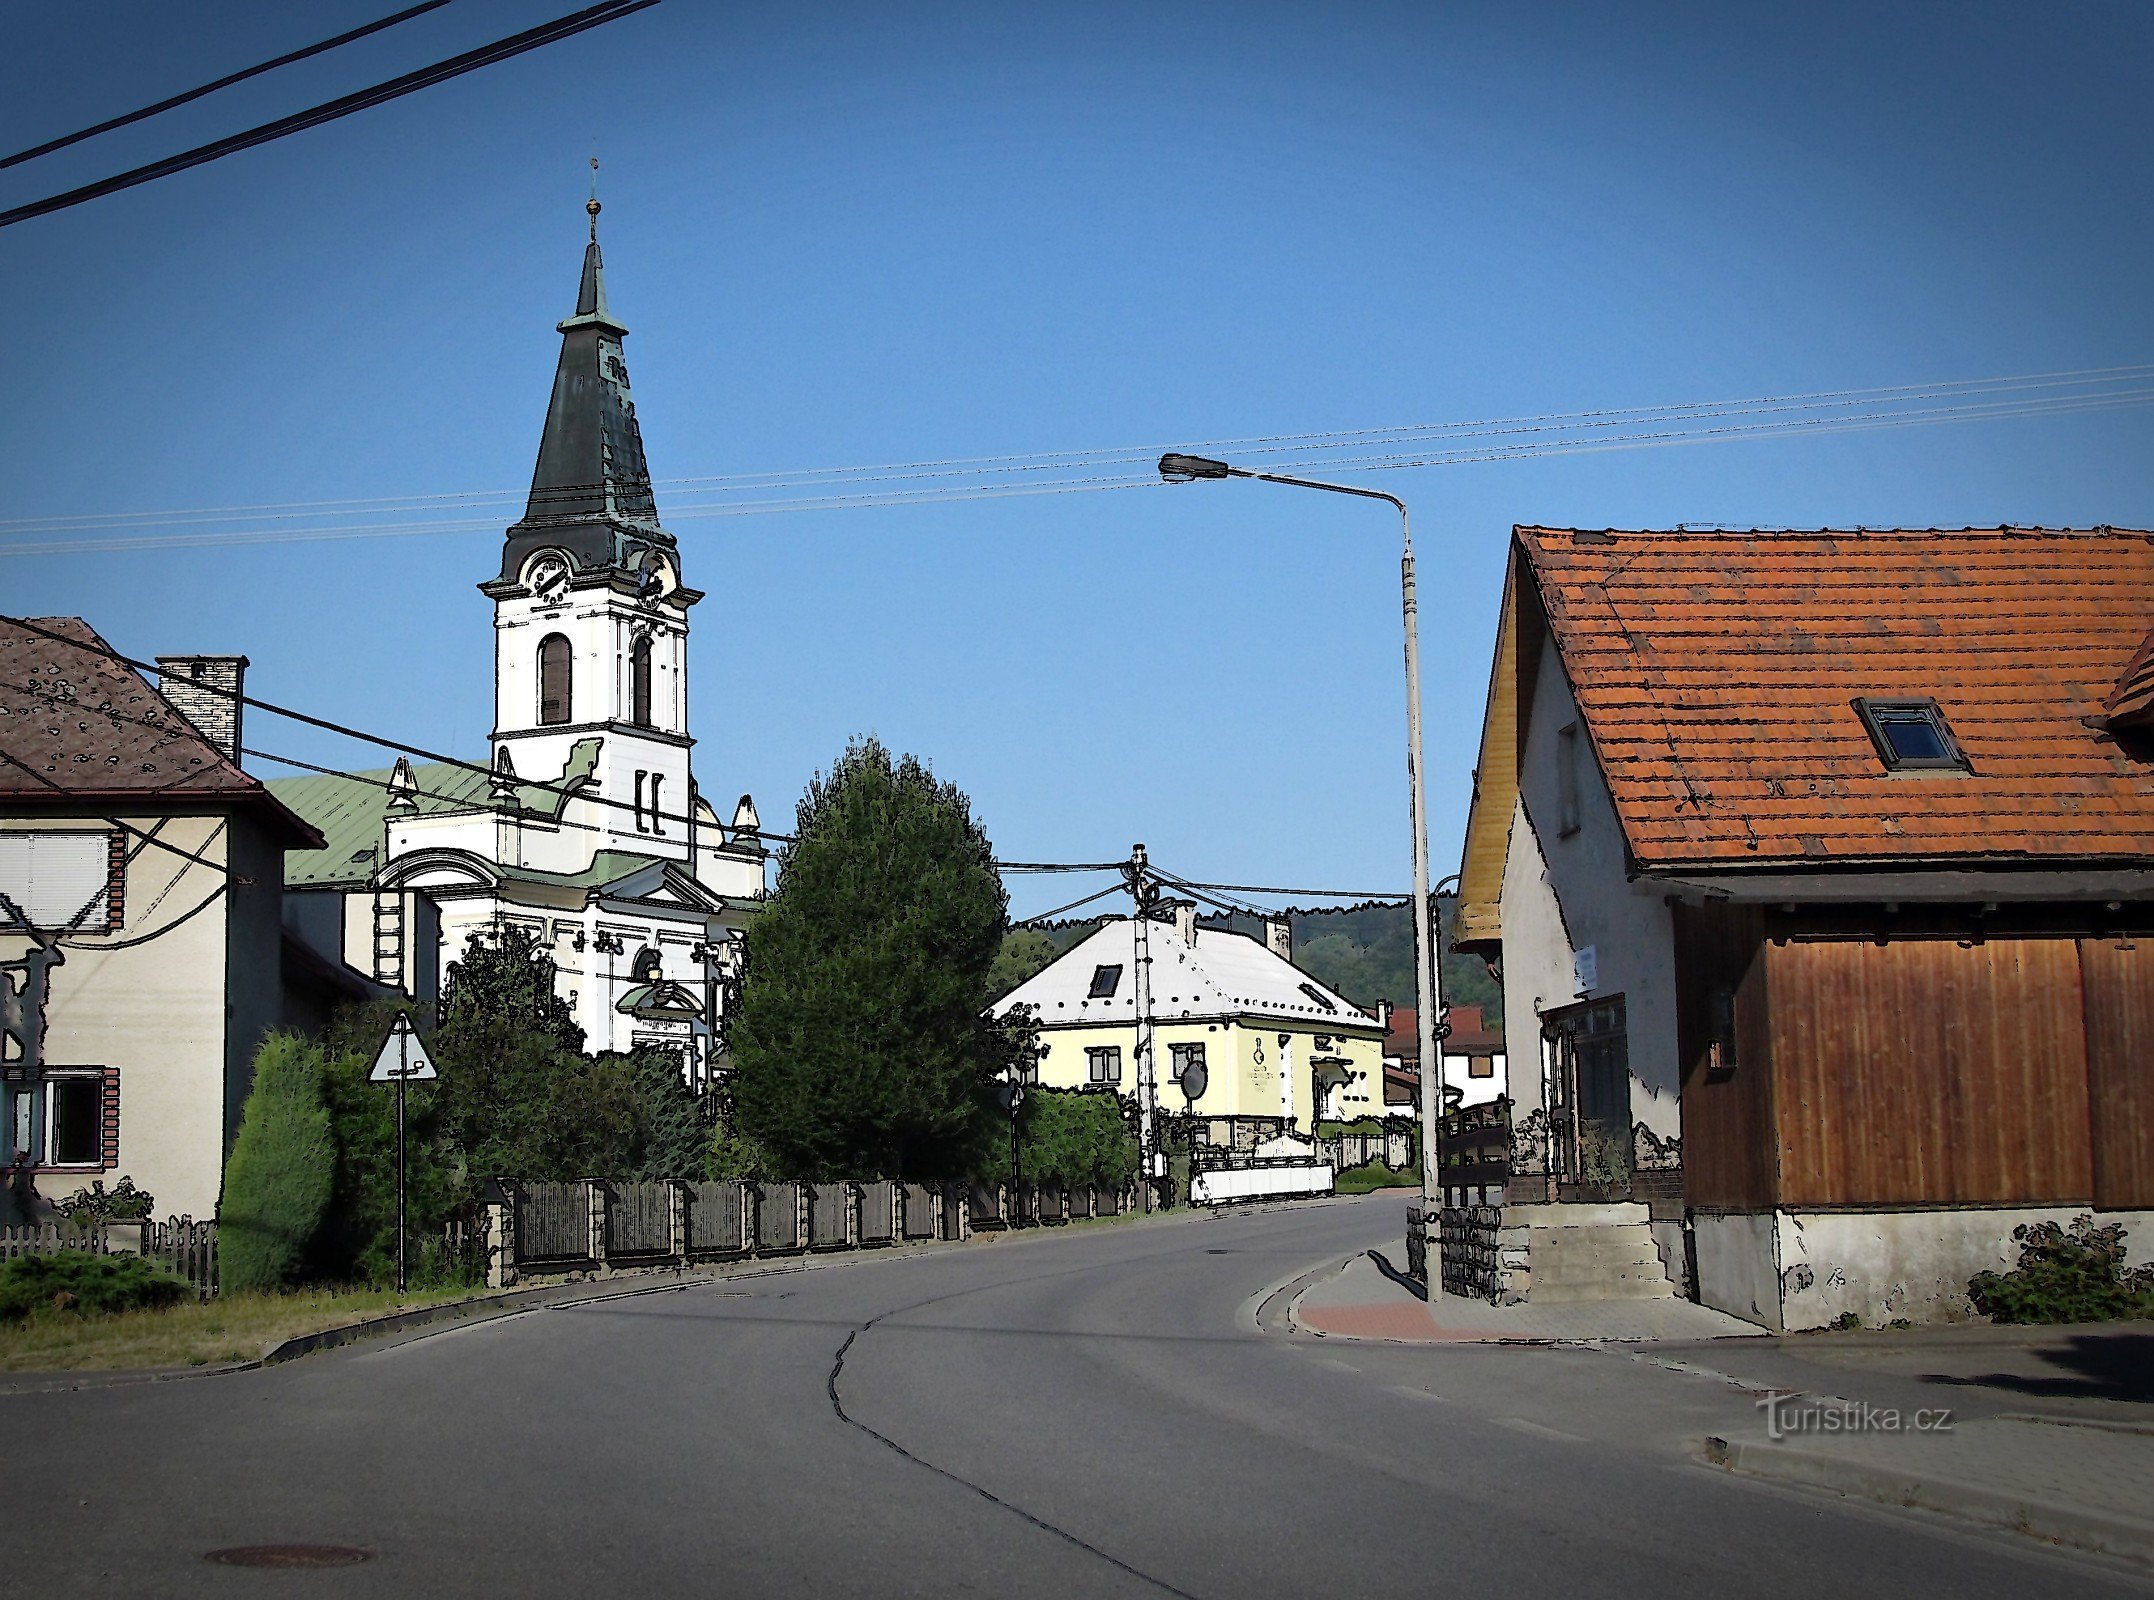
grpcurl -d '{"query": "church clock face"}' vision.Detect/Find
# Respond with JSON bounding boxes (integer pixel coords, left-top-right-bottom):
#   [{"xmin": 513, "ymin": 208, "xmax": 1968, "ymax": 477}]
[{"xmin": 528, "ymin": 552, "xmax": 571, "ymax": 602}]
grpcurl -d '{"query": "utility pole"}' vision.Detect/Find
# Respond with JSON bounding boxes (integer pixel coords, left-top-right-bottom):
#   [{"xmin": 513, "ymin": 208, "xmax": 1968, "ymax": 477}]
[{"xmin": 1124, "ymin": 844, "xmax": 1159, "ymax": 1212}]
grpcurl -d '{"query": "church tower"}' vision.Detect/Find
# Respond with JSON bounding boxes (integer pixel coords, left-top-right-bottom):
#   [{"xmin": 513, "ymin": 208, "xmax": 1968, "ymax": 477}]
[{"xmin": 479, "ymin": 190, "xmax": 702, "ymax": 861}]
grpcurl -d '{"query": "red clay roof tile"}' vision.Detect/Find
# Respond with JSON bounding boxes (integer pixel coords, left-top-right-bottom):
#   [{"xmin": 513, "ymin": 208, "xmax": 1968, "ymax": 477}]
[{"xmin": 1515, "ymin": 527, "xmax": 2154, "ymax": 868}]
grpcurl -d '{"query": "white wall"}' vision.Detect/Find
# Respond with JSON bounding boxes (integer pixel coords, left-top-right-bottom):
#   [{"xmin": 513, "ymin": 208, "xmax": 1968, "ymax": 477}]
[{"xmin": 1511, "ymin": 644, "xmax": 1681, "ymax": 1143}]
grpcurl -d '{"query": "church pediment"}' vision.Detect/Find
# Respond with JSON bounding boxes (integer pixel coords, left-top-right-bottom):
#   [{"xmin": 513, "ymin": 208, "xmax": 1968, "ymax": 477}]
[
  {"xmin": 597, "ymin": 857, "xmax": 727, "ymax": 911},
  {"xmin": 376, "ymin": 847, "xmax": 501, "ymax": 890}
]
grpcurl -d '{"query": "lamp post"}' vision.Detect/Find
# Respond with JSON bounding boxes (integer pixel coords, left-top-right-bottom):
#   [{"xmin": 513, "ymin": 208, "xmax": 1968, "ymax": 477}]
[{"xmin": 1157, "ymin": 453, "xmax": 1448, "ymax": 1245}]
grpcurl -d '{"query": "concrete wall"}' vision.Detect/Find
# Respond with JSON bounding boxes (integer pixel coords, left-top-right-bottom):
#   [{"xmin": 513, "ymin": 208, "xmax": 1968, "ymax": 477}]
[
  {"xmin": 1694, "ymin": 1205, "xmax": 2154, "ymax": 1330},
  {"xmin": 1692, "ymin": 1210, "xmax": 1785, "ymax": 1328}
]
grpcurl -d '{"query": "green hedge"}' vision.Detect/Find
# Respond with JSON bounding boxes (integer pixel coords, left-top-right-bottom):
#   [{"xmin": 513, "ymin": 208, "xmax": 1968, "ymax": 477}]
[
  {"xmin": 220, "ymin": 1032, "xmax": 336, "ymax": 1293},
  {"xmin": 998, "ymin": 1087, "xmax": 1135, "ymax": 1188},
  {"xmin": 0, "ymin": 1251, "xmax": 189, "ymax": 1322}
]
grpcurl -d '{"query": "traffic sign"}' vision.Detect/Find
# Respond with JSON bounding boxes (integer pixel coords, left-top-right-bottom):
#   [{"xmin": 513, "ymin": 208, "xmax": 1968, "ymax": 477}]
[{"xmin": 367, "ymin": 1012, "xmax": 437, "ymax": 1083}]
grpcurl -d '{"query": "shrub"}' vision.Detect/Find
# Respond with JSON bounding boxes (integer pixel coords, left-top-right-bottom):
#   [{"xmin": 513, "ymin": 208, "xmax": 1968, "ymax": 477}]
[
  {"xmin": 997, "ymin": 1087, "xmax": 1135, "ymax": 1188},
  {"xmin": 220, "ymin": 1032, "xmax": 336, "ymax": 1293},
  {"xmin": 1336, "ymin": 1159, "xmax": 1422, "ymax": 1194},
  {"xmin": 55, "ymin": 1175, "xmax": 154, "ymax": 1224},
  {"xmin": 1968, "ymin": 1214, "xmax": 2154, "ymax": 1324},
  {"xmin": 0, "ymin": 1251, "xmax": 189, "ymax": 1322}
]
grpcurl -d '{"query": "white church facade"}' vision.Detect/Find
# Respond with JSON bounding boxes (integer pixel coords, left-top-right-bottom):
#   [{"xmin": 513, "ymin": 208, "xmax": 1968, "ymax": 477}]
[{"xmin": 276, "ymin": 197, "xmax": 764, "ymax": 1083}]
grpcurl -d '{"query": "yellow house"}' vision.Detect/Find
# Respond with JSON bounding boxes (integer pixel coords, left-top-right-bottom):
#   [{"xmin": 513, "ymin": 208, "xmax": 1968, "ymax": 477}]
[{"xmin": 993, "ymin": 907, "xmax": 1385, "ymax": 1133}]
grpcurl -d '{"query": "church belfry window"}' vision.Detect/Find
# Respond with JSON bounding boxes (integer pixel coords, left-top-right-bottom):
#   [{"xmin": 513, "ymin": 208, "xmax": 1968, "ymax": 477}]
[
  {"xmin": 538, "ymin": 634, "xmax": 572, "ymax": 725},
  {"xmin": 631, "ymin": 635, "xmax": 653, "ymax": 727}
]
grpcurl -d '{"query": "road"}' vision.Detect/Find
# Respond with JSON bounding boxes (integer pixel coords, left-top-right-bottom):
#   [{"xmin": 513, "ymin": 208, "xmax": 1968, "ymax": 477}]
[{"xmin": 4, "ymin": 1194, "xmax": 2145, "ymax": 1597}]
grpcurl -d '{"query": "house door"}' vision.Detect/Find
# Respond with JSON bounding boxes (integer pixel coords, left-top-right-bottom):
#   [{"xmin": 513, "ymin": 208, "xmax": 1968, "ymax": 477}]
[{"xmin": 1544, "ymin": 996, "xmax": 1629, "ymax": 1191}]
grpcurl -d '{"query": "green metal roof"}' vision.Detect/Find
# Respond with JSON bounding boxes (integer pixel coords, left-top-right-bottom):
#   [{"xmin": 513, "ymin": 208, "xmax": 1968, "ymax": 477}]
[{"xmin": 268, "ymin": 761, "xmax": 488, "ymax": 887}]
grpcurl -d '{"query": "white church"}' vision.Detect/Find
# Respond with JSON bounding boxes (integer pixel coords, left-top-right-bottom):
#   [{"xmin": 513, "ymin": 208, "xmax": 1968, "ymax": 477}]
[{"xmin": 276, "ymin": 196, "xmax": 765, "ymax": 1084}]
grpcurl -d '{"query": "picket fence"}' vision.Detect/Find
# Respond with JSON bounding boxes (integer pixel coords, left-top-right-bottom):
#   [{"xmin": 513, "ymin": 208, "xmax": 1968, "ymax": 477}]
[
  {"xmin": 0, "ymin": 1216, "xmax": 220, "ymax": 1298},
  {"xmin": 487, "ymin": 1176, "xmax": 1141, "ymax": 1287}
]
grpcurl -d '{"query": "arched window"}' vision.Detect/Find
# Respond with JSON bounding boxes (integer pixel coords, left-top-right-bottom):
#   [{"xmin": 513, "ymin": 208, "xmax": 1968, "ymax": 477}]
[
  {"xmin": 630, "ymin": 635, "xmax": 653, "ymax": 727},
  {"xmin": 632, "ymin": 947, "xmax": 662, "ymax": 983},
  {"xmin": 538, "ymin": 635, "xmax": 572, "ymax": 725}
]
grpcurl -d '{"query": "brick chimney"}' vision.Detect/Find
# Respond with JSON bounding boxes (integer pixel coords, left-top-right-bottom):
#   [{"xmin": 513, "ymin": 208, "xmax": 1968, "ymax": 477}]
[
  {"xmin": 156, "ymin": 655, "xmax": 246, "ymax": 762},
  {"xmin": 1264, "ymin": 915, "xmax": 1292, "ymax": 961}
]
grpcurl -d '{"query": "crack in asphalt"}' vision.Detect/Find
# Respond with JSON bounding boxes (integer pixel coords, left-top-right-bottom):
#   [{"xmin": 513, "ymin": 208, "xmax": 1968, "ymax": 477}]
[{"xmin": 818, "ymin": 1241, "xmax": 1273, "ymax": 1600}]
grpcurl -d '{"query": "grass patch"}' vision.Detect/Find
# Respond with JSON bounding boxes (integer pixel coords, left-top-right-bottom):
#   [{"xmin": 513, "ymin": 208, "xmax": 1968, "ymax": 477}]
[
  {"xmin": 1336, "ymin": 1160, "xmax": 1421, "ymax": 1194},
  {"xmin": 0, "ymin": 1281, "xmax": 502, "ymax": 1373}
]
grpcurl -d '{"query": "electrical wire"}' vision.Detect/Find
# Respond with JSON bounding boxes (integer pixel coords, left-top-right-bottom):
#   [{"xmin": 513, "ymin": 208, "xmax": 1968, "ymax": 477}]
[
  {"xmin": 0, "ymin": 1, "xmax": 659, "ymax": 229},
  {"xmin": 0, "ymin": 2, "xmax": 455, "ymax": 172},
  {"xmin": 3, "ymin": 364, "xmax": 2147, "ymax": 551}
]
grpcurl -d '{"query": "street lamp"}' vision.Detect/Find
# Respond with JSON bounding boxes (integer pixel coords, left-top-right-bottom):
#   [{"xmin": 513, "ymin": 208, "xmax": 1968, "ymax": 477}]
[{"xmin": 1157, "ymin": 452, "xmax": 1449, "ymax": 1249}]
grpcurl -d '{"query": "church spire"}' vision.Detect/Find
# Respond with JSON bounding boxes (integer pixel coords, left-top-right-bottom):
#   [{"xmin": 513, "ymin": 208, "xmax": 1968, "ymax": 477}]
[{"xmin": 488, "ymin": 170, "xmax": 675, "ymax": 591}]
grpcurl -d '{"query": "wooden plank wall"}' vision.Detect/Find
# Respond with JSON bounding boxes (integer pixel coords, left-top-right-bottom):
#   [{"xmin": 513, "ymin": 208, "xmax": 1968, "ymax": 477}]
[
  {"xmin": 2082, "ymin": 937, "xmax": 2154, "ymax": 1210},
  {"xmin": 1674, "ymin": 903, "xmax": 1777, "ymax": 1210},
  {"xmin": 1768, "ymin": 938, "xmax": 2093, "ymax": 1208}
]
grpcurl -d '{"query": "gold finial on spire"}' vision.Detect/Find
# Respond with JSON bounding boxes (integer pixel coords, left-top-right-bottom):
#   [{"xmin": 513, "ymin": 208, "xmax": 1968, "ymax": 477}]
[{"xmin": 587, "ymin": 155, "xmax": 601, "ymax": 237}]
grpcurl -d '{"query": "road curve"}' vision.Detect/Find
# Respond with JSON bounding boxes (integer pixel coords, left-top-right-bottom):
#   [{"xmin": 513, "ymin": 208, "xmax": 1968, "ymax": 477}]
[{"xmin": 1, "ymin": 1194, "xmax": 2139, "ymax": 1598}]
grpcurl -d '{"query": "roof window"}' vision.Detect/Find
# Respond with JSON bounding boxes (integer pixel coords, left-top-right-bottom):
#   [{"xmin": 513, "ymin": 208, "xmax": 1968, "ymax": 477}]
[
  {"xmin": 1088, "ymin": 964, "xmax": 1123, "ymax": 999},
  {"xmin": 1854, "ymin": 698, "xmax": 1968, "ymax": 772}
]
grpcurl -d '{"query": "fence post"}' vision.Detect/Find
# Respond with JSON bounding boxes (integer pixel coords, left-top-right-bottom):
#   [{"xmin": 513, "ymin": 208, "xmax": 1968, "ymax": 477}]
[
  {"xmin": 668, "ymin": 1181, "xmax": 687, "ymax": 1269},
  {"xmin": 743, "ymin": 1183, "xmax": 761, "ymax": 1257},
  {"xmin": 585, "ymin": 1180, "xmax": 607, "ymax": 1270},
  {"xmin": 485, "ymin": 1196, "xmax": 514, "ymax": 1289},
  {"xmin": 796, "ymin": 1184, "xmax": 809, "ymax": 1250},
  {"xmin": 845, "ymin": 1183, "xmax": 861, "ymax": 1248}
]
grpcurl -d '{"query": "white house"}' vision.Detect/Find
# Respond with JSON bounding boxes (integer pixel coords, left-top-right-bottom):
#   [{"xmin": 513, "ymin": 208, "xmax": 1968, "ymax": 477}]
[
  {"xmin": 992, "ymin": 907, "xmax": 1385, "ymax": 1134},
  {"xmin": 275, "ymin": 200, "xmax": 765, "ymax": 1083}
]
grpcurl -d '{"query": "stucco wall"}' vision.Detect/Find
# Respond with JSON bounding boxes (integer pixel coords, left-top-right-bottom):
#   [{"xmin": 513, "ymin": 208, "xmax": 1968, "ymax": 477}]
[
  {"xmin": 1496, "ymin": 795, "xmax": 1569, "ymax": 1132},
  {"xmin": 1031, "ymin": 1017, "xmax": 1381, "ymax": 1132},
  {"xmin": 1692, "ymin": 1210, "xmax": 1784, "ymax": 1328},
  {"xmin": 1512, "ymin": 644, "xmax": 1681, "ymax": 1142},
  {"xmin": 4, "ymin": 813, "xmax": 231, "ymax": 1220}
]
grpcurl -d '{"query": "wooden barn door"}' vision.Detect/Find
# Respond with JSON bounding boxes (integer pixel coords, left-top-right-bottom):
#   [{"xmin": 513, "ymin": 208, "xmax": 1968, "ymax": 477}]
[{"xmin": 2082, "ymin": 937, "xmax": 2154, "ymax": 1210}]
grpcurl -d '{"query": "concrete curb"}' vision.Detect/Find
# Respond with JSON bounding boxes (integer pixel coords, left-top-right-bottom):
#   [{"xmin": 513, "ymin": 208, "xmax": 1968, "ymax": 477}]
[{"xmin": 1703, "ymin": 1433, "xmax": 2154, "ymax": 1566}]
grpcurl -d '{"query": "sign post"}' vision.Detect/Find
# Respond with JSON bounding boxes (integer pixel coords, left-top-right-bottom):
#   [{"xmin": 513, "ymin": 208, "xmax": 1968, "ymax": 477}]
[{"xmin": 368, "ymin": 1012, "xmax": 437, "ymax": 1293}]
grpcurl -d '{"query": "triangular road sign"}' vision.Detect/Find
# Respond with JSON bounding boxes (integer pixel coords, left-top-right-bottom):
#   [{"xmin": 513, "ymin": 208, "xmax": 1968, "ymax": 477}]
[{"xmin": 368, "ymin": 1012, "xmax": 438, "ymax": 1083}]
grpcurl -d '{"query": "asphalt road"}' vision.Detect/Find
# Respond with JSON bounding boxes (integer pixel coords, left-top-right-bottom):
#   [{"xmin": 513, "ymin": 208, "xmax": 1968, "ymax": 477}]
[{"xmin": 4, "ymin": 1194, "xmax": 2146, "ymax": 1598}]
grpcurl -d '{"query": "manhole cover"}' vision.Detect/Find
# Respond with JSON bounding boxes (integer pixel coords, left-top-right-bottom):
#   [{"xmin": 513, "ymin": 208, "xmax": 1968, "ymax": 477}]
[{"xmin": 204, "ymin": 1545, "xmax": 373, "ymax": 1568}]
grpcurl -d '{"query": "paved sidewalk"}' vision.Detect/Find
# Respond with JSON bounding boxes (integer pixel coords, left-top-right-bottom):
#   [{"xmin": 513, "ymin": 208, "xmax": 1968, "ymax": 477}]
[
  {"xmin": 1707, "ymin": 1413, "xmax": 2154, "ymax": 1566},
  {"xmin": 1290, "ymin": 1246, "xmax": 1762, "ymax": 1343}
]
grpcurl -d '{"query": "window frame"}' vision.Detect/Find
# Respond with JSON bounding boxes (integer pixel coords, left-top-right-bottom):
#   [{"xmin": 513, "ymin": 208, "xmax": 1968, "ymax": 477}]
[
  {"xmin": 630, "ymin": 635, "xmax": 654, "ymax": 728},
  {"xmin": 1853, "ymin": 697, "xmax": 1970, "ymax": 773},
  {"xmin": 1085, "ymin": 1046, "xmax": 1122, "ymax": 1084},
  {"xmin": 1087, "ymin": 964, "xmax": 1123, "ymax": 999},
  {"xmin": 1168, "ymin": 1041, "xmax": 1206, "ymax": 1084},
  {"xmin": 38, "ymin": 1068, "xmax": 110, "ymax": 1170},
  {"xmin": 537, "ymin": 633, "xmax": 573, "ymax": 726}
]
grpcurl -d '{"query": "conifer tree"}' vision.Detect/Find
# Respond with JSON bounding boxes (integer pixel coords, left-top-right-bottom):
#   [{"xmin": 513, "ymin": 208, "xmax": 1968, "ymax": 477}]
[{"xmin": 726, "ymin": 737, "xmax": 1023, "ymax": 1177}]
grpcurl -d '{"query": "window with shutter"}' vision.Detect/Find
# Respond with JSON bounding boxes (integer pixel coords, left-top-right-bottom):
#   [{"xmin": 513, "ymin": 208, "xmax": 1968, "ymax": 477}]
[{"xmin": 538, "ymin": 635, "xmax": 572, "ymax": 725}]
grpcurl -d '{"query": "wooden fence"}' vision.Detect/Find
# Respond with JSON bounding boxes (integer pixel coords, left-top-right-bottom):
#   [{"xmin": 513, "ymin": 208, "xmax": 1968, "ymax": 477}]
[
  {"xmin": 486, "ymin": 1176, "xmax": 1143, "ymax": 1286},
  {"xmin": 0, "ymin": 1215, "xmax": 220, "ymax": 1299}
]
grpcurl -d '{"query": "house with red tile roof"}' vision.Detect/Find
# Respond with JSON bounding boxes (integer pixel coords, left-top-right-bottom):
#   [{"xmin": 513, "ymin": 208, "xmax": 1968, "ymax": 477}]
[
  {"xmin": 1377, "ymin": 1001, "xmax": 1507, "ymax": 1111},
  {"xmin": 0, "ymin": 616, "xmax": 353, "ymax": 1224},
  {"xmin": 1450, "ymin": 526, "xmax": 2154, "ymax": 1329}
]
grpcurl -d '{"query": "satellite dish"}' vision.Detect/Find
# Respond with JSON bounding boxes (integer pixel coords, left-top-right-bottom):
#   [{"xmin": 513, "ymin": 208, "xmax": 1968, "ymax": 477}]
[{"xmin": 1180, "ymin": 1060, "xmax": 1208, "ymax": 1104}]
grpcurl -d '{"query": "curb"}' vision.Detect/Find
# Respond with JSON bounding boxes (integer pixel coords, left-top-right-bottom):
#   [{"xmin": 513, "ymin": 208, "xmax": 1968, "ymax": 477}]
[{"xmin": 1703, "ymin": 1434, "xmax": 2154, "ymax": 1566}]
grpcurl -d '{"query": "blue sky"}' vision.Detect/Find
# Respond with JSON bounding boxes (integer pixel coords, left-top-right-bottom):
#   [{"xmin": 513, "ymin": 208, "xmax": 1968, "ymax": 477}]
[{"xmin": 4, "ymin": 1, "xmax": 2151, "ymax": 917}]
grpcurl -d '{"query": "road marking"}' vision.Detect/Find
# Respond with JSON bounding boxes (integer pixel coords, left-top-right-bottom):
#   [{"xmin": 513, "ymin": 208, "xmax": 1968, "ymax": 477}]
[
  {"xmin": 1498, "ymin": 1416, "xmax": 1589, "ymax": 1442},
  {"xmin": 1388, "ymin": 1385, "xmax": 1449, "ymax": 1403}
]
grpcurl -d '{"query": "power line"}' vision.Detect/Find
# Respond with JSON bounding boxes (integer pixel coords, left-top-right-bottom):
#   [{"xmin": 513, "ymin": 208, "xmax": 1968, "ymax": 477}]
[
  {"xmin": 4, "ymin": 365, "xmax": 2145, "ymax": 538},
  {"xmin": 0, "ymin": 1, "xmax": 660, "ymax": 229},
  {"xmin": 0, "ymin": 2, "xmax": 455, "ymax": 172},
  {"xmin": 5, "ymin": 374, "xmax": 2147, "ymax": 559},
  {"xmin": 0, "ymin": 618, "xmax": 1131, "ymax": 875}
]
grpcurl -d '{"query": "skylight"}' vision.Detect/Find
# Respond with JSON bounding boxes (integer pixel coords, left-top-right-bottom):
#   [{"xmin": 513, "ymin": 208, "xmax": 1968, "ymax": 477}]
[
  {"xmin": 1298, "ymin": 982, "xmax": 1338, "ymax": 1014},
  {"xmin": 1088, "ymin": 964, "xmax": 1123, "ymax": 999},
  {"xmin": 1855, "ymin": 698, "xmax": 1968, "ymax": 772}
]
